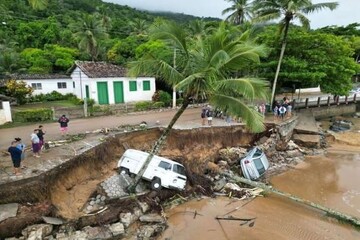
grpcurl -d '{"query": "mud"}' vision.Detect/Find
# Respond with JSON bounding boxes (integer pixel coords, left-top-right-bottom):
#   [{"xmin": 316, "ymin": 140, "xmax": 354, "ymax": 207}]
[{"xmin": 161, "ymin": 196, "xmax": 360, "ymax": 240}]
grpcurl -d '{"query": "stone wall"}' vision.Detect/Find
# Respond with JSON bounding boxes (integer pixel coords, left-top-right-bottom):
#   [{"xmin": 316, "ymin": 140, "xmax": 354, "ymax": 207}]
[{"xmin": 310, "ymin": 104, "xmax": 356, "ymax": 119}]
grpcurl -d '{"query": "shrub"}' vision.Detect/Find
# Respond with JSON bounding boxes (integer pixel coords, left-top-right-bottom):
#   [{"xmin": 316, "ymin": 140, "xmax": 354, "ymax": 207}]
[
  {"xmin": 158, "ymin": 91, "xmax": 172, "ymax": 106},
  {"xmin": 45, "ymin": 91, "xmax": 63, "ymax": 101},
  {"xmin": 176, "ymin": 98, "xmax": 184, "ymax": 106},
  {"xmin": 135, "ymin": 101, "xmax": 152, "ymax": 111},
  {"xmin": 14, "ymin": 108, "xmax": 53, "ymax": 122},
  {"xmin": 152, "ymin": 101, "xmax": 165, "ymax": 109}
]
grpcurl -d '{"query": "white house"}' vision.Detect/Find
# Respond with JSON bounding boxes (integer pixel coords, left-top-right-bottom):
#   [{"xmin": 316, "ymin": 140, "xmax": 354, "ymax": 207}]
[
  {"xmin": 69, "ymin": 61, "xmax": 156, "ymax": 105},
  {"xmin": 12, "ymin": 74, "xmax": 73, "ymax": 95}
]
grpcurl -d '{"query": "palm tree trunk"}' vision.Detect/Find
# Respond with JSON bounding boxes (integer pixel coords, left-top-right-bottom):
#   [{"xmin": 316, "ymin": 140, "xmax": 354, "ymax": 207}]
[
  {"xmin": 127, "ymin": 97, "xmax": 190, "ymax": 193},
  {"xmin": 270, "ymin": 21, "xmax": 290, "ymax": 106},
  {"xmin": 225, "ymin": 173, "xmax": 360, "ymax": 228}
]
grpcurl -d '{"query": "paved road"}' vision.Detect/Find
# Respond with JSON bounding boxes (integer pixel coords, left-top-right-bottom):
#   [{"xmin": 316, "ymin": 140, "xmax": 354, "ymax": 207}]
[{"xmin": 0, "ymin": 107, "xmax": 228, "ymax": 150}]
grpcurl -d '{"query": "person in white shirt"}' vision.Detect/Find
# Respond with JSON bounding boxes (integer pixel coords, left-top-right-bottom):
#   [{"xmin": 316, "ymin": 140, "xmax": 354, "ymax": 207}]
[{"xmin": 31, "ymin": 129, "xmax": 41, "ymax": 158}]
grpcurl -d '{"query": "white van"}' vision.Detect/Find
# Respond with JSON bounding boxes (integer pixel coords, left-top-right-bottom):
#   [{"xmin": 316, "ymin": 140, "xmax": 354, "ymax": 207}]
[
  {"xmin": 240, "ymin": 147, "xmax": 270, "ymax": 180},
  {"xmin": 117, "ymin": 149, "xmax": 187, "ymax": 191}
]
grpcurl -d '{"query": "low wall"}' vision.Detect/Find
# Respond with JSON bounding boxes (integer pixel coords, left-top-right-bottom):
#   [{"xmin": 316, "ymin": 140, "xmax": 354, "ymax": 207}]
[
  {"xmin": 295, "ymin": 86, "xmax": 321, "ymax": 94},
  {"xmin": 0, "ymin": 101, "xmax": 12, "ymax": 125},
  {"xmin": 310, "ymin": 104, "xmax": 356, "ymax": 119}
]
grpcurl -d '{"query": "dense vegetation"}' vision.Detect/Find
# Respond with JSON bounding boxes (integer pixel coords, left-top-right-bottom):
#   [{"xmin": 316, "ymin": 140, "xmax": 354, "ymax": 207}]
[{"xmin": 0, "ymin": 0, "xmax": 359, "ymax": 96}]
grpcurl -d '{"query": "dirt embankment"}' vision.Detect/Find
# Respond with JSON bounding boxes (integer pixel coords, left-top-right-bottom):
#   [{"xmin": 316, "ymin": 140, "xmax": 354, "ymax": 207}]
[{"xmin": 0, "ymin": 126, "xmax": 261, "ymax": 221}]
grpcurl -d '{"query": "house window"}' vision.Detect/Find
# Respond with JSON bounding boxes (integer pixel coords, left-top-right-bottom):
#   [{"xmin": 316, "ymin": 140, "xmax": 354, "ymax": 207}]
[
  {"xmin": 57, "ymin": 82, "xmax": 67, "ymax": 89},
  {"xmin": 31, "ymin": 83, "xmax": 42, "ymax": 90},
  {"xmin": 129, "ymin": 81, "xmax": 137, "ymax": 91},
  {"xmin": 73, "ymin": 81, "xmax": 75, "ymax": 88},
  {"xmin": 143, "ymin": 80, "xmax": 150, "ymax": 91}
]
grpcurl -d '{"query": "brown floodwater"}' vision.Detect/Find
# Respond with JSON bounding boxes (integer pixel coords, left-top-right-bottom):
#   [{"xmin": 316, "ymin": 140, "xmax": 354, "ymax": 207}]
[{"xmin": 160, "ymin": 144, "xmax": 360, "ymax": 240}]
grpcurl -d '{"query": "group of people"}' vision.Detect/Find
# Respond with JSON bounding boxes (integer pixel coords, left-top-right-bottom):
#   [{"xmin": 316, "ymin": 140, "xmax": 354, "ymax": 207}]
[
  {"xmin": 273, "ymin": 97, "xmax": 292, "ymax": 121},
  {"xmin": 7, "ymin": 125, "xmax": 45, "ymax": 175},
  {"xmin": 7, "ymin": 114, "xmax": 70, "ymax": 176},
  {"xmin": 201, "ymin": 106, "xmax": 213, "ymax": 126}
]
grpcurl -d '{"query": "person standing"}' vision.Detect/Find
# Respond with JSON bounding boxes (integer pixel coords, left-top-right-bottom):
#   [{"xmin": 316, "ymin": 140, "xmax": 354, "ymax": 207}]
[
  {"xmin": 206, "ymin": 108, "xmax": 213, "ymax": 126},
  {"xmin": 201, "ymin": 108, "xmax": 207, "ymax": 126},
  {"xmin": 15, "ymin": 138, "xmax": 26, "ymax": 168},
  {"xmin": 31, "ymin": 129, "xmax": 41, "ymax": 158},
  {"xmin": 8, "ymin": 141, "xmax": 23, "ymax": 175},
  {"xmin": 58, "ymin": 114, "xmax": 70, "ymax": 136},
  {"xmin": 279, "ymin": 105, "xmax": 287, "ymax": 121},
  {"xmin": 259, "ymin": 103, "xmax": 266, "ymax": 118},
  {"xmin": 37, "ymin": 125, "xmax": 46, "ymax": 150}
]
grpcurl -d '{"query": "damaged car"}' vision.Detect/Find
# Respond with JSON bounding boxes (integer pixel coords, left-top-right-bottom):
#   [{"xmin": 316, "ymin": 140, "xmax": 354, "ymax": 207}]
[{"xmin": 240, "ymin": 147, "xmax": 270, "ymax": 180}]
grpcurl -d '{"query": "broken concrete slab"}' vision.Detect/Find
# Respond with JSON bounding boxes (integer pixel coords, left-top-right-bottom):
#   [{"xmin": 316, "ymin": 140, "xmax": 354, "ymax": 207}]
[
  {"xmin": 293, "ymin": 134, "xmax": 321, "ymax": 148},
  {"xmin": 21, "ymin": 224, "xmax": 53, "ymax": 239},
  {"xmin": 42, "ymin": 216, "xmax": 64, "ymax": 225},
  {"xmin": 0, "ymin": 203, "xmax": 19, "ymax": 222},
  {"xmin": 108, "ymin": 222, "xmax": 125, "ymax": 237}
]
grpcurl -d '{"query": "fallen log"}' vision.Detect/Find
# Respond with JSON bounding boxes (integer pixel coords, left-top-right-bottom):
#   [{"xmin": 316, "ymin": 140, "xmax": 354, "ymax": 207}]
[{"xmin": 224, "ymin": 173, "xmax": 360, "ymax": 228}]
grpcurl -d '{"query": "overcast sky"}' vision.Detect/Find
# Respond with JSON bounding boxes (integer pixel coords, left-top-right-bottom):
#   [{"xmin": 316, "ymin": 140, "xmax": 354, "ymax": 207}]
[{"xmin": 104, "ymin": 0, "xmax": 359, "ymax": 29}]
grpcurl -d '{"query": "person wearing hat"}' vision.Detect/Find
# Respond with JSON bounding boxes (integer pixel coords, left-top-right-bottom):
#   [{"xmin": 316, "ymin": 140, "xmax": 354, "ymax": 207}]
[
  {"xmin": 15, "ymin": 137, "xmax": 26, "ymax": 168},
  {"xmin": 8, "ymin": 141, "xmax": 23, "ymax": 175}
]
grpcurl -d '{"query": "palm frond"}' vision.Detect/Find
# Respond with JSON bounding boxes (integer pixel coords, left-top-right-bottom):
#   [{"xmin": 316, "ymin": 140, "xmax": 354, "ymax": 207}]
[
  {"xmin": 302, "ymin": 2, "xmax": 338, "ymax": 14},
  {"xmin": 210, "ymin": 94, "xmax": 266, "ymax": 133},
  {"xmin": 215, "ymin": 78, "xmax": 269, "ymax": 101}
]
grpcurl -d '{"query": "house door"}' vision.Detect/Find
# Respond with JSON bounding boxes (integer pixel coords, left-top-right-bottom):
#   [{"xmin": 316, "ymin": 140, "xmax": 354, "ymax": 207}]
[
  {"xmin": 97, "ymin": 82, "xmax": 109, "ymax": 105},
  {"xmin": 113, "ymin": 81, "xmax": 124, "ymax": 103},
  {"xmin": 85, "ymin": 85, "xmax": 90, "ymax": 99}
]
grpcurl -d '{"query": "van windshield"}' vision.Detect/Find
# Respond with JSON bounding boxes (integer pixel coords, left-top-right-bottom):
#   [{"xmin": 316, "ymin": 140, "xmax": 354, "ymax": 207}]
[{"xmin": 172, "ymin": 164, "xmax": 186, "ymax": 176}]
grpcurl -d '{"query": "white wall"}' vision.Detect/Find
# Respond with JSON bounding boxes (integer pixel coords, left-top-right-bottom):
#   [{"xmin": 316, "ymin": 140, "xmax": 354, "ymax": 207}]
[
  {"xmin": 295, "ymin": 86, "xmax": 321, "ymax": 94},
  {"xmin": 71, "ymin": 68, "xmax": 156, "ymax": 104},
  {"xmin": 0, "ymin": 101, "xmax": 12, "ymax": 125},
  {"xmin": 22, "ymin": 78, "xmax": 74, "ymax": 95}
]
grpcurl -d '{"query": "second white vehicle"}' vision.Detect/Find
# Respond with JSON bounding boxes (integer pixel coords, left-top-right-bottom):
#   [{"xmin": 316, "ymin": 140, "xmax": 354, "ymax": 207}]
[
  {"xmin": 240, "ymin": 147, "xmax": 270, "ymax": 180},
  {"xmin": 118, "ymin": 149, "xmax": 187, "ymax": 191}
]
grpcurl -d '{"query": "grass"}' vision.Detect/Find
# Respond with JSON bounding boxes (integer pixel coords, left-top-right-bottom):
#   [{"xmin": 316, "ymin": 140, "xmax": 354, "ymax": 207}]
[
  {"xmin": 13, "ymin": 100, "xmax": 78, "ymax": 111},
  {"xmin": 0, "ymin": 100, "xmax": 79, "ymax": 129}
]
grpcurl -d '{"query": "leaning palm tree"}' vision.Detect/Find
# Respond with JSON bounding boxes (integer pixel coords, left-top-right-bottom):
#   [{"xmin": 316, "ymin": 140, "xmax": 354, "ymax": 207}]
[
  {"xmin": 252, "ymin": 0, "xmax": 338, "ymax": 105},
  {"xmin": 222, "ymin": 0, "xmax": 254, "ymax": 25},
  {"xmin": 70, "ymin": 15, "xmax": 108, "ymax": 61},
  {"xmin": 126, "ymin": 21, "xmax": 270, "ymax": 192}
]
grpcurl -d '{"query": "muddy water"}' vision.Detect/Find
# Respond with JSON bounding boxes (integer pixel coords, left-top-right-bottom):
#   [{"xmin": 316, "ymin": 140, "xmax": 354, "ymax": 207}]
[{"xmin": 161, "ymin": 145, "xmax": 360, "ymax": 239}]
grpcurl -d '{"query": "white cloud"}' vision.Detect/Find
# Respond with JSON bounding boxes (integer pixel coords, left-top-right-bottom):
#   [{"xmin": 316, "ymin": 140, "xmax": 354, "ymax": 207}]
[{"xmin": 104, "ymin": 0, "xmax": 359, "ymax": 29}]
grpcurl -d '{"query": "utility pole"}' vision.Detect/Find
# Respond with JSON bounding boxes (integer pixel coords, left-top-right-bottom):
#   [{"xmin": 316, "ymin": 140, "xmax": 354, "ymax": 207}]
[{"xmin": 172, "ymin": 48, "xmax": 177, "ymax": 109}]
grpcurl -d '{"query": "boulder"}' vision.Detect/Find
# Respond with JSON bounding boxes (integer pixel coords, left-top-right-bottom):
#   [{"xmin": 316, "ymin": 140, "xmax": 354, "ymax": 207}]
[
  {"xmin": 22, "ymin": 224, "xmax": 53, "ymax": 239},
  {"xmin": 56, "ymin": 230, "xmax": 88, "ymax": 240},
  {"xmin": 137, "ymin": 201, "xmax": 150, "ymax": 214},
  {"xmin": 213, "ymin": 178, "xmax": 227, "ymax": 192},
  {"xmin": 137, "ymin": 224, "xmax": 165, "ymax": 239},
  {"xmin": 139, "ymin": 214, "xmax": 164, "ymax": 223},
  {"xmin": 0, "ymin": 203, "xmax": 19, "ymax": 222},
  {"xmin": 109, "ymin": 222, "xmax": 125, "ymax": 237},
  {"xmin": 120, "ymin": 212, "xmax": 139, "ymax": 228},
  {"xmin": 286, "ymin": 150, "xmax": 303, "ymax": 158},
  {"xmin": 82, "ymin": 226, "xmax": 112, "ymax": 239}
]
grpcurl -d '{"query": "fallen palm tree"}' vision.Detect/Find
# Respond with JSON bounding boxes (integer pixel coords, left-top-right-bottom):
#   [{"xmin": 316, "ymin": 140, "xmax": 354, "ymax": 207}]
[{"xmin": 224, "ymin": 173, "xmax": 360, "ymax": 228}]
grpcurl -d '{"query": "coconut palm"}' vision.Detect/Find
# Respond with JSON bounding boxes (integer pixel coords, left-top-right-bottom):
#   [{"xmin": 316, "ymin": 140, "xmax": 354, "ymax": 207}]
[
  {"xmin": 252, "ymin": 0, "xmax": 338, "ymax": 105},
  {"xmin": 126, "ymin": 21, "xmax": 270, "ymax": 192},
  {"xmin": 222, "ymin": 0, "xmax": 254, "ymax": 25},
  {"xmin": 70, "ymin": 15, "xmax": 108, "ymax": 61}
]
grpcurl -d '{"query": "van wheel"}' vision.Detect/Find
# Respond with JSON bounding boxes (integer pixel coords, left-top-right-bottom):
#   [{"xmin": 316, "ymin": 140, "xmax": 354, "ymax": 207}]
[
  {"xmin": 120, "ymin": 167, "xmax": 129, "ymax": 175},
  {"xmin": 151, "ymin": 178, "xmax": 162, "ymax": 191}
]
